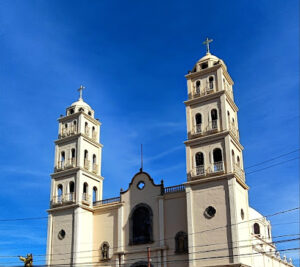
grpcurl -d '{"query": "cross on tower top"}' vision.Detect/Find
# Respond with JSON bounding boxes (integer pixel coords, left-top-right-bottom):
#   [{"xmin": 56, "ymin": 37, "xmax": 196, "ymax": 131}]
[
  {"xmin": 77, "ymin": 85, "xmax": 85, "ymax": 100},
  {"xmin": 203, "ymin": 37, "xmax": 213, "ymax": 54}
]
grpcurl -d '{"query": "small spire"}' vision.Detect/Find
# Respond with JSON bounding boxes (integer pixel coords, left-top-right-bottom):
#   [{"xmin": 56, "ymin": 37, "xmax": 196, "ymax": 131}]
[
  {"xmin": 203, "ymin": 37, "xmax": 213, "ymax": 54},
  {"xmin": 77, "ymin": 85, "xmax": 86, "ymax": 100}
]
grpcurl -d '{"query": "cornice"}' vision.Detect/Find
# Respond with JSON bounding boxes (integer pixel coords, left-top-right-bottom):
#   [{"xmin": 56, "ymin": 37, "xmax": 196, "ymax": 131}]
[
  {"xmin": 54, "ymin": 133, "xmax": 103, "ymax": 148},
  {"xmin": 47, "ymin": 203, "xmax": 79, "ymax": 213},
  {"xmin": 225, "ymin": 91, "xmax": 238, "ymax": 112},
  {"xmin": 184, "ymin": 173, "xmax": 249, "ymax": 190},
  {"xmin": 184, "ymin": 130, "xmax": 228, "ymax": 146},
  {"xmin": 184, "ymin": 90, "xmax": 224, "ymax": 106},
  {"xmin": 58, "ymin": 111, "xmax": 101, "ymax": 125},
  {"xmin": 221, "ymin": 65, "xmax": 234, "ymax": 85},
  {"xmin": 51, "ymin": 167, "xmax": 103, "ymax": 181},
  {"xmin": 229, "ymin": 131, "xmax": 244, "ymax": 151},
  {"xmin": 93, "ymin": 202, "xmax": 123, "ymax": 212},
  {"xmin": 185, "ymin": 65, "xmax": 221, "ymax": 79},
  {"xmin": 185, "ymin": 130, "xmax": 244, "ymax": 151}
]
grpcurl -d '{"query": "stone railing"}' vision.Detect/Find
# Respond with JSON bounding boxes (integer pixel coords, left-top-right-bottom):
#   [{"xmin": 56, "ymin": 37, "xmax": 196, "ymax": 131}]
[
  {"xmin": 82, "ymin": 193, "xmax": 90, "ymax": 205},
  {"xmin": 213, "ymin": 161, "xmax": 224, "ymax": 172},
  {"xmin": 51, "ymin": 193, "xmax": 75, "ymax": 206},
  {"xmin": 234, "ymin": 164, "xmax": 245, "ymax": 180},
  {"xmin": 59, "ymin": 126, "xmax": 77, "ymax": 139},
  {"xmin": 56, "ymin": 161, "xmax": 65, "ymax": 171},
  {"xmin": 163, "ymin": 184, "xmax": 185, "ymax": 194},
  {"xmin": 93, "ymin": 197, "xmax": 121, "ymax": 206},
  {"xmin": 229, "ymin": 122, "xmax": 239, "ymax": 139},
  {"xmin": 193, "ymin": 124, "xmax": 202, "ymax": 134},
  {"xmin": 92, "ymin": 131, "xmax": 98, "ymax": 141},
  {"xmin": 92, "ymin": 163, "xmax": 98, "ymax": 174},
  {"xmin": 84, "ymin": 159, "xmax": 90, "ymax": 170}
]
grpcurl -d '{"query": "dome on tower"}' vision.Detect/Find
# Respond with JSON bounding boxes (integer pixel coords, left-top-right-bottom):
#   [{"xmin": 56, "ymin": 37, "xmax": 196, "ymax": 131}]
[
  {"xmin": 70, "ymin": 98, "xmax": 92, "ymax": 110},
  {"xmin": 190, "ymin": 52, "xmax": 227, "ymax": 73}
]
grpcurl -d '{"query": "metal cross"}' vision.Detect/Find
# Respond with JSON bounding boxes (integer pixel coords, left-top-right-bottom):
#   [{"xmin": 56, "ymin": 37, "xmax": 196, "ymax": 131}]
[
  {"xmin": 203, "ymin": 37, "xmax": 213, "ymax": 54},
  {"xmin": 77, "ymin": 85, "xmax": 85, "ymax": 100}
]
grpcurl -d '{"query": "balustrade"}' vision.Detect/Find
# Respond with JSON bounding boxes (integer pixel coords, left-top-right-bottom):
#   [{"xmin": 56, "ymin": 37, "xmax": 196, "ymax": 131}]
[
  {"xmin": 213, "ymin": 161, "xmax": 224, "ymax": 172},
  {"xmin": 92, "ymin": 163, "xmax": 98, "ymax": 174},
  {"xmin": 84, "ymin": 159, "xmax": 90, "ymax": 170},
  {"xmin": 93, "ymin": 197, "xmax": 121, "ymax": 206},
  {"xmin": 195, "ymin": 165, "xmax": 205, "ymax": 176},
  {"xmin": 194, "ymin": 124, "xmax": 202, "ymax": 134},
  {"xmin": 234, "ymin": 164, "xmax": 245, "ymax": 180},
  {"xmin": 163, "ymin": 184, "xmax": 185, "ymax": 194}
]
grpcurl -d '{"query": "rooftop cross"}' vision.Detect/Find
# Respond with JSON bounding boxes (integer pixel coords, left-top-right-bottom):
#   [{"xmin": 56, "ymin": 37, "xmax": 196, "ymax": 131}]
[
  {"xmin": 77, "ymin": 85, "xmax": 85, "ymax": 100},
  {"xmin": 203, "ymin": 37, "xmax": 213, "ymax": 54}
]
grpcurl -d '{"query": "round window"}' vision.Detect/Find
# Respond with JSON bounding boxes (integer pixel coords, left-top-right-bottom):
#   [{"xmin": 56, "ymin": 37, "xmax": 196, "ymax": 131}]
[
  {"xmin": 204, "ymin": 206, "xmax": 216, "ymax": 218},
  {"xmin": 137, "ymin": 181, "xmax": 145, "ymax": 190},
  {"xmin": 58, "ymin": 229, "xmax": 66, "ymax": 240}
]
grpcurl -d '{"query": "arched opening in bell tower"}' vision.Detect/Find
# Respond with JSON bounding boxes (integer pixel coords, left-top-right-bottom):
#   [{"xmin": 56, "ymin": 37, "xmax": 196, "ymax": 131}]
[
  {"xmin": 195, "ymin": 113, "xmax": 202, "ymax": 133},
  {"xmin": 211, "ymin": 109, "xmax": 218, "ymax": 129},
  {"xmin": 195, "ymin": 152, "xmax": 204, "ymax": 175},
  {"xmin": 213, "ymin": 148, "xmax": 223, "ymax": 172}
]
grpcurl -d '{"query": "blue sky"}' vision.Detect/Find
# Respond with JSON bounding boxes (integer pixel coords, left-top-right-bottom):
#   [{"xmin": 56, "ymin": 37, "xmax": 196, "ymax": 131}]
[{"xmin": 0, "ymin": 0, "xmax": 299, "ymax": 266}]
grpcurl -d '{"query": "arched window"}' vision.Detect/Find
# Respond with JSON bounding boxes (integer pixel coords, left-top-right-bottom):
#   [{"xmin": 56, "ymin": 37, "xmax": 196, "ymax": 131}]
[
  {"xmin": 175, "ymin": 231, "xmax": 188, "ymax": 254},
  {"xmin": 232, "ymin": 150, "xmax": 235, "ymax": 165},
  {"xmin": 92, "ymin": 126, "xmax": 96, "ymax": 139},
  {"xmin": 83, "ymin": 182, "xmax": 88, "ymax": 193},
  {"xmin": 100, "ymin": 242, "xmax": 110, "ymax": 260},
  {"xmin": 254, "ymin": 223, "xmax": 260, "ymax": 235},
  {"xmin": 57, "ymin": 184, "xmax": 63, "ymax": 202},
  {"xmin": 237, "ymin": 156, "xmax": 240, "ymax": 167},
  {"xmin": 93, "ymin": 187, "xmax": 98, "ymax": 202},
  {"xmin": 83, "ymin": 182, "xmax": 88, "ymax": 201},
  {"xmin": 69, "ymin": 181, "xmax": 75, "ymax": 201},
  {"xmin": 195, "ymin": 152, "xmax": 204, "ymax": 166},
  {"xmin": 73, "ymin": 120, "xmax": 77, "ymax": 133},
  {"xmin": 85, "ymin": 122, "xmax": 89, "ymax": 135},
  {"xmin": 93, "ymin": 154, "xmax": 96, "ymax": 164},
  {"xmin": 195, "ymin": 113, "xmax": 202, "ymax": 133},
  {"xmin": 195, "ymin": 80, "xmax": 201, "ymax": 94},
  {"xmin": 84, "ymin": 150, "xmax": 89, "ymax": 169},
  {"xmin": 209, "ymin": 76, "xmax": 214, "ymax": 89},
  {"xmin": 92, "ymin": 154, "xmax": 97, "ymax": 173},
  {"xmin": 69, "ymin": 181, "xmax": 75, "ymax": 193},
  {"xmin": 211, "ymin": 109, "xmax": 218, "ymax": 129},
  {"xmin": 61, "ymin": 151, "xmax": 65, "ymax": 168},
  {"xmin": 71, "ymin": 148, "xmax": 76, "ymax": 159},
  {"xmin": 130, "ymin": 204, "xmax": 153, "ymax": 245},
  {"xmin": 213, "ymin": 148, "xmax": 223, "ymax": 172}
]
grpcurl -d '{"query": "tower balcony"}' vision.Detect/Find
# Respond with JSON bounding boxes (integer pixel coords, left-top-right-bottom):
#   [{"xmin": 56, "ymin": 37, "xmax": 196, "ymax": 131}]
[
  {"xmin": 65, "ymin": 158, "xmax": 76, "ymax": 169},
  {"xmin": 191, "ymin": 120, "xmax": 219, "ymax": 137},
  {"xmin": 50, "ymin": 193, "xmax": 76, "ymax": 207},
  {"xmin": 92, "ymin": 131, "xmax": 98, "ymax": 141},
  {"xmin": 59, "ymin": 126, "xmax": 77, "ymax": 139},
  {"xmin": 92, "ymin": 163, "xmax": 98, "ymax": 174},
  {"xmin": 55, "ymin": 161, "xmax": 66, "ymax": 172},
  {"xmin": 229, "ymin": 122, "xmax": 239, "ymax": 139},
  {"xmin": 189, "ymin": 161, "xmax": 225, "ymax": 180},
  {"xmin": 82, "ymin": 193, "xmax": 90, "ymax": 205},
  {"xmin": 233, "ymin": 164, "xmax": 245, "ymax": 180},
  {"xmin": 189, "ymin": 87, "xmax": 216, "ymax": 100},
  {"xmin": 85, "ymin": 126, "xmax": 90, "ymax": 136},
  {"xmin": 84, "ymin": 159, "xmax": 90, "ymax": 170}
]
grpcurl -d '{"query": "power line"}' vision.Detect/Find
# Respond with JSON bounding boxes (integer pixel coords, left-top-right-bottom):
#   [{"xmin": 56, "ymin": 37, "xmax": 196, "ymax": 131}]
[
  {"xmin": 246, "ymin": 157, "xmax": 299, "ymax": 175},
  {"xmin": 244, "ymin": 149, "xmax": 299, "ymax": 169}
]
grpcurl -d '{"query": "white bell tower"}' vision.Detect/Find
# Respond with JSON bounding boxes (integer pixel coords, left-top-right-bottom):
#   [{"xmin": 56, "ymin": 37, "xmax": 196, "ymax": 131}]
[
  {"xmin": 184, "ymin": 39, "xmax": 252, "ymax": 266},
  {"xmin": 46, "ymin": 86, "xmax": 103, "ymax": 266}
]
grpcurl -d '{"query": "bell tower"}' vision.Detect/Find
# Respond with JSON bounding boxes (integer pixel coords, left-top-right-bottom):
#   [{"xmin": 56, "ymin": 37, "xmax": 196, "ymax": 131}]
[
  {"xmin": 184, "ymin": 40, "xmax": 252, "ymax": 266},
  {"xmin": 46, "ymin": 86, "xmax": 103, "ymax": 266}
]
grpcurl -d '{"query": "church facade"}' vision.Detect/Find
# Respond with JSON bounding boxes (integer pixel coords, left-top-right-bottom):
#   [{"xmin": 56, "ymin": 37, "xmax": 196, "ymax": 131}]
[{"xmin": 46, "ymin": 45, "xmax": 294, "ymax": 267}]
